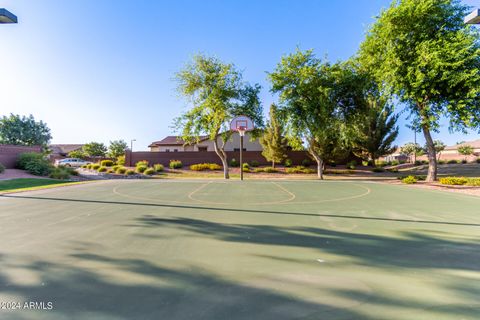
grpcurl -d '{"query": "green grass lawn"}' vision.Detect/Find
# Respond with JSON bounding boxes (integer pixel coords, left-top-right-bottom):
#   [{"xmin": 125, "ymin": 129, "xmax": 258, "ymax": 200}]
[
  {"xmin": 0, "ymin": 179, "xmax": 478, "ymax": 319},
  {"xmin": 0, "ymin": 178, "xmax": 77, "ymax": 193}
]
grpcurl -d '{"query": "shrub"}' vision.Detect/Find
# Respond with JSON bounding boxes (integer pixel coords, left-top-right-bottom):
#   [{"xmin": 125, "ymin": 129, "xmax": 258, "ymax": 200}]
[
  {"xmin": 387, "ymin": 168, "xmax": 399, "ymax": 173},
  {"xmin": 49, "ymin": 167, "xmax": 71, "ymax": 180},
  {"xmin": 461, "ymin": 159, "xmax": 467, "ymax": 164},
  {"xmin": 372, "ymin": 167, "xmax": 385, "ymax": 172},
  {"xmin": 242, "ymin": 163, "xmax": 249, "ymax": 169},
  {"xmin": 98, "ymin": 166, "xmax": 107, "ymax": 172},
  {"xmin": 402, "ymin": 175, "xmax": 418, "ymax": 184},
  {"xmin": 301, "ymin": 159, "xmax": 311, "ymax": 167},
  {"xmin": 92, "ymin": 164, "xmax": 101, "ymax": 170},
  {"xmin": 116, "ymin": 167, "xmax": 127, "ymax": 174},
  {"xmin": 324, "ymin": 169, "xmax": 356, "ymax": 174},
  {"xmin": 86, "ymin": 164, "xmax": 93, "ymax": 169},
  {"xmin": 136, "ymin": 160, "xmax": 149, "ymax": 167},
  {"xmin": 136, "ymin": 165, "xmax": 148, "ymax": 173},
  {"xmin": 112, "ymin": 165, "xmax": 121, "ymax": 171},
  {"xmin": 286, "ymin": 166, "xmax": 315, "ymax": 174},
  {"xmin": 414, "ymin": 160, "xmax": 422, "ymax": 165},
  {"xmin": 375, "ymin": 160, "xmax": 387, "ymax": 167},
  {"xmin": 328, "ymin": 161, "xmax": 337, "ymax": 167},
  {"xmin": 438, "ymin": 160, "xmax": 446, "ymax": 165},
  {"xmin": 16, "ymin": 152, "xmax": 46, "ymax": 169},
  {"xmin": 439, "ymin": 177, "xmax": 468, "ymax": 185},
  {"xmin": 169, "ymin": 160, "xmax": 183, "ymax": 169},
  {"xmin": 346, "ymin": 161, "xmax": 356, "ymax": 170},
  {"xmin": 263, "ymin": 167, "xmax": 278, "ymax": 173},
  {"xmin": 284, "ymin": 159, "xmax": 292, "ymax": 167},
  {"xmin": 0, "ymin": 162, "xmax": 4, "ymax": 173},
  {"xmin": 399, "ymin": 160, "xmax": 407, "ymax": 164},
  {"xmin": 447, "ymin": 159, "xmax": 457, "ymax": 164},
  {"xmin": 154, "ymin": 164, "xmax": 164, "ymax": 172},
  {"xmin": 107, "ymin": 168, "xmax": 115, "ymax": 174},
  {"xmin": 117, "ymin": 155, "xmax": 125, "ymax": 166},
  {"xmin": 125, "ymin": 169, "xmax": 135, "ymax": 175},
  {"xmin": 249, "ymin": 160, "xmax": 259, "ymax": 167},
  {"xmin": 391, "ymin": 160, "xmax": 399, "ymax": 166},
  {"xmin": 230, "ymin": 158, "xmax": 239, "ymax": 167},
  {"xmin": 144, "ymin": 168, "xmax": 155, "ymax": 175},
  {"xmin": 24, "ymin": 159, "xmax": 52, "ymax": 176},
  {"xmin": 190, "ymin": 163, "xmax": 221, "ymax": 171},
  {"xmin": 242, "ymin": 167, "xmax": 250, "ymax": 172},
  {"xmin": 253, "ymin": 168, "xmax": 264, "ymax": 173},
  {"xmin": 397, "ymin": 175, "xmax": 426, "ymax": 181},
  {"xmin": 100, "ymin": 160, "xmax": 114, "ymax": 167},
  {"xmin": 476, "ymin": 158, "xmax": 480, "ymax": 164},
  {"xmin": 466, "ymin": 178, "xmax": 480, "ymax": 186}
]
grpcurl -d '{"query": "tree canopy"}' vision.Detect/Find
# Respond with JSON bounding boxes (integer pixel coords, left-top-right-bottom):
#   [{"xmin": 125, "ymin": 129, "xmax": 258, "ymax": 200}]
[
  {"xmin": 0, "ymin": 114, "xmax": 51, "ymax": 147},
  {"xmin": 83, "ymin": 142, "xmax": 107, "ymax": 158},
  {"xmin": 260, "ymin": 105, "xmax": 288, "ymax": 168},
  {"xmin": 358, "ymin": 0, "xmax": 480, "ymax": 181},
  {"xmin": 108, "ymin": 140, "xmax": 128, "ymax": 158}
]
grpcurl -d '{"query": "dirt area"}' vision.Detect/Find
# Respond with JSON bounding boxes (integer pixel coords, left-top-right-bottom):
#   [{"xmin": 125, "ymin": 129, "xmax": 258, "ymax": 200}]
[{"xmin": 0, "ymin": 169, "xmax": 47, "ymax": 180}]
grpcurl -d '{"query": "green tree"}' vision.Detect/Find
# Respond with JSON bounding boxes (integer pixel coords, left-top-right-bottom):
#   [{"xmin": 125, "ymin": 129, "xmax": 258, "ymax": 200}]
[
  {"xmin": 68, "ymin": 150, "xmax": 87, "ymax": 159},
  {"xmin": 260, "ymin": 105, "xmax": 288, "ymax": 168},
  {"xmin": 83, "ymin": 142, "xmax": 107, "ymax": 158},
  {"xmin": 269, "ymin": 50, "xmax": 361, "ymax": 179},
  {"xmin": 359, "ymin": 0, "xmax": 480, "ymax": 181},
  {"xmin": 352, "ymin": 97, "xmax": 399, "ymax": 165},
  {"xmin": 431, "ymin": 140, "xmax": 446, "ymax": 161},
  {"xmin": 400, "ymin": 142, "xmax": 423, "ymax": 163},
  {"xmin": 0, "ymin": 114, "xmax": 52, "ymax": 147},
  {"xmin": 174, "ymin": 54, "xmax": 263, "ymax": 179},
  {"xmin": 458, "ymin": 144, "xmax": 474, "ymax": 160},
  {"xmin": 108, "ymin": 140, "xmax": 128, "ymax": 158}
]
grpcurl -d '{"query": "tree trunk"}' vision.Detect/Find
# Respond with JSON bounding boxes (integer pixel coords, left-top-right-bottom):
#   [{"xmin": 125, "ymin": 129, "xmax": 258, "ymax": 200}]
[
  {"xmin": 272, "ymin": 160, "xmax": 275, "ymax": 169},
  {"xmin": 213, "ymin": 136, "xmax": 229, "ymax": 179},
  {"xmin": 308, "ymin": 149, "xmax": 323, "ymax": 180},
  {"xmin": 422, "ymin": 124, "xmax": 437, "ymax": 182}
]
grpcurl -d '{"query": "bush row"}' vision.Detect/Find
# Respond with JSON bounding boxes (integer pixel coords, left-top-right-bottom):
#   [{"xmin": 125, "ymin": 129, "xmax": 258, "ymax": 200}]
[
  {"xmin": 439, "ymin": 177, "xmax": 480, "ymax": 186},
  {"xmin": 190, "ymin": 163, "xmax": 222, "ymax": 171}
]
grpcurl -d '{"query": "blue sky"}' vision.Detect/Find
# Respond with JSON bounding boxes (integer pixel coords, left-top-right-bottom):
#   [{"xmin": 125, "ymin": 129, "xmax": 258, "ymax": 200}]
[{"xmin": 0, "ymin": 0, "xmax": 478, "ymax": 151}]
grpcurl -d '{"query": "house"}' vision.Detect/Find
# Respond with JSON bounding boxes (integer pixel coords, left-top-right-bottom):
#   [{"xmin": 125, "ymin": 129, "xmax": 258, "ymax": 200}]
[
  {"xmin": 441, "ymin": 139, "xmax": 480, "ymax": 157},
  {"xmin": 49, "ymin": 144, "xmax": 84, "ymax": 158},
  {"xmin": 148, "ymin": 133, "xmax": 263, "ymax": 152}
]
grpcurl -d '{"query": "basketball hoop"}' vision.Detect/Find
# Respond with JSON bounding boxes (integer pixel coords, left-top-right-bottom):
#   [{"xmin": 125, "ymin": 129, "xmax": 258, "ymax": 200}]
[{"xmin": 230, "ymin": 115, "xmax": 254, "ymax": 181}]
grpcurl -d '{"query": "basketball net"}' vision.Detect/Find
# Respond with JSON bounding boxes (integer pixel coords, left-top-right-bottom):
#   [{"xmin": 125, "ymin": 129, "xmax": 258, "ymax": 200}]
[{"xmin": 238, "ymin": 126, "xmax": 246, "ymax": 137}]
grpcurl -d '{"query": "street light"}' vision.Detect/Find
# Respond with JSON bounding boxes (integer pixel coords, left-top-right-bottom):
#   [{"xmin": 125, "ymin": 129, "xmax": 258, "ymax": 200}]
[
  {"xmin": 465, "ymin": 9, "xmax": 480, "ymax": 24},
  {"xmin": 0, "ymin": 8, "xmax": 17, "ymax": 24},
  {"xmin": 130, "ymin": 139, "xmax": 136, "ymax": 152}
]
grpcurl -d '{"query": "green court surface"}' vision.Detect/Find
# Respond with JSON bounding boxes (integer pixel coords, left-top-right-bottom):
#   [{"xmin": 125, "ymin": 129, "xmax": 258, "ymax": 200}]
[{"xmin": 0, "ymin": 180, "xmax": 479, "ymax": 320}]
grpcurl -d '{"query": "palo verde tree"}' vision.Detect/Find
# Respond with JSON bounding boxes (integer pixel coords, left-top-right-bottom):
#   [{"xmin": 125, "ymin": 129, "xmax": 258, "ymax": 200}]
[
  {"xmin": 359, "ymin": 0, "xmax": 480, "ymax": 181},
  {"xmin": 458, "ymin": 144, "xmax": 474, "ymax": 160},
  {"xmin": 431, "ymin": 140, "xmax": 446, "ymax": 160},
  {"xmin": 82, "ymin": 142, "xmax": 107, "ymax": 158},
  {"xmin": 352, "ymin": 96, "xmax": 399, "ymax": 165},
  {"xmin": 260, "ymin": 104, "xmax": 288, "ymax": 168},
  {"xmin": 400, "ymin": 142, "xmax": 423, "ymax": 163},
  {"xmin": 0, "ymin": 114, "xmax": 52, "ymax": 147},
  {"xmin": 174, "ymin": 54, "xmax": 263, "ymax": 179},
  {"xmin": 269, "ymin": 49, "xmax": 361, "ymax": 179}
]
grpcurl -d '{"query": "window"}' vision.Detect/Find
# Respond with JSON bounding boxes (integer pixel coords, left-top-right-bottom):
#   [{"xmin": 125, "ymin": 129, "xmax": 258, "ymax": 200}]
[
  {"xmin": 173, "ymin": 149, "xmax": 178, "ymax": 152},
  {"xmin": 233, "ymin": 148, "xmax": 247, "ymax": 152},
  {"xmin": 165, "ymin": 149, "xmax": 170, "ymax": 152},
  {"xmin": 198, "ymin": 146, "xmax": 208, "ymax": 152}
]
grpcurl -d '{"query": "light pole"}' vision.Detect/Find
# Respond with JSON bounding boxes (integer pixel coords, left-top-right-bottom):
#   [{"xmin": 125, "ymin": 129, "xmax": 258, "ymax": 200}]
[
  {"xmin": 130, "ymin": 139, "xmax": 136, "ymax": 152},
  {"xmin": 0, "ymin": 8, "xmax": 17, "ymax": 24}
]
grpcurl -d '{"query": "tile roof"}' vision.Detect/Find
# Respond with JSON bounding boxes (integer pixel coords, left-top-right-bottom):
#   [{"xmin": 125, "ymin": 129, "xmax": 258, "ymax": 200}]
[
  {"xmin": 445, "ymin": 139, "xmax": 480, "ymax": 150},
  {"xmin": 50, "ymin": 144, "xmax": 84, "ymax": 154},
  {"xmin": 148, "ymin": 136, "xmax": 209, "ymax": 147}
]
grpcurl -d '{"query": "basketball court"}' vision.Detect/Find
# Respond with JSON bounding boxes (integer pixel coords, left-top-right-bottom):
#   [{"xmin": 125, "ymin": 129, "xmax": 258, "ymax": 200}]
[{"xmin": 0, "ymin": 179, "xmax": 479, "ymax": 319}]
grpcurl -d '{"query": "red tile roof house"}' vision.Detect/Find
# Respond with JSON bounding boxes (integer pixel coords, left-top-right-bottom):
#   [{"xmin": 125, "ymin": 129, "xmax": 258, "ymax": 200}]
[
  {"xmin": 49, "ymin": 144, "xmax": 84, "ymax": 161},
  {"xmin": 148, "ymin": 133, "xmax": 263, "ymax": 152}
]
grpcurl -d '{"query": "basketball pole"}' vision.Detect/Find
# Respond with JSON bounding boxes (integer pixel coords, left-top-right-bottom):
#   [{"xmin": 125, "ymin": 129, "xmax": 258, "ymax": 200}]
[{"xmin": 240, "ymin": 132, "xmax": 244, "ymax": 181}]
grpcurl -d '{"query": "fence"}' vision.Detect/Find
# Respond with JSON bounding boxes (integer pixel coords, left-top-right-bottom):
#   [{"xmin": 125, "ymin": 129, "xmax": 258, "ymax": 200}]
[
  {"xmin": 0, "ymin": 145, "xmax": 42, "ymax": 168},
  {"xmin": 125, "ymin": 150, "xmax": 312, "ymax": 167}
]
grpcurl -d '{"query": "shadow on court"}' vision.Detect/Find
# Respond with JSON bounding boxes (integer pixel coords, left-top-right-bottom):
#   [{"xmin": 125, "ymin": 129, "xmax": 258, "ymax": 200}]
[
  {"xmin": 1, "ymin": 194, "xmax": 479, "ymax": 227},
  {"xmin": 133, "ymin": 216, "xmax": 480, "ymax": 272}
]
